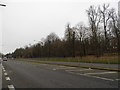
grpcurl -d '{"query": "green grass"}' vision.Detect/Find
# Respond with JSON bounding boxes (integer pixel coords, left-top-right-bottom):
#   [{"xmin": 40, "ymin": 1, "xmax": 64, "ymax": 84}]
[{"xmin": 23, "ymin": 55, "xmax": 119, "ymax": 64}]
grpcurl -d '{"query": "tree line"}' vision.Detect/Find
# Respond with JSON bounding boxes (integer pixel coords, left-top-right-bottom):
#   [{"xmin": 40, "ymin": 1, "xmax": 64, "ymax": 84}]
[{"xmin": 7, "ymin": 4, "xmax": 120, "ymax": 58}]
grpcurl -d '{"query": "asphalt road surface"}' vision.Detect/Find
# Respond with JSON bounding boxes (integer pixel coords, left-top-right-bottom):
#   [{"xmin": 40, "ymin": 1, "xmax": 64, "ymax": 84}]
[
  {"xmin": 0, "ymin": 63, "xmax": 2, "ymax": 90},
  {"xmin": 1, "ymin": 59, "xmax": 119, "ymax": 89}
]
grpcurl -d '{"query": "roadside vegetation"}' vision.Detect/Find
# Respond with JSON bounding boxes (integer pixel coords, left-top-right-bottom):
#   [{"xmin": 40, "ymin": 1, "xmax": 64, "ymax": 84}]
[
  {"xmin": 5, "ymin": 3, "xmax": 120, "ymax": 64},
  {"xmin": 17, "ymin": 55, "xmax": 119, "ymax": 64}
]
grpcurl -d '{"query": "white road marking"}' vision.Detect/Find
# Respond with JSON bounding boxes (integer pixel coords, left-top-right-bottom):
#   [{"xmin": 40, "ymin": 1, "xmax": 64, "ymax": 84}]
[
  {"xmin": 5, "ymin": 77, "xmax": 10, "ymax": 81},
  {"xmin": 1, "ymin": 66, "xmax": 3, "ymax": 68},
  {"xmin": 53, "ymin": 67, "xmax": 76, "ymax": 70},
  {"xmin": 115, "ymin": 79, "xmax": 120, "ymax": 81},
  {"xmin": 68, "ymin": 71, "xmax": 114, "ymax": 81},
  {"xmin": 85, "ymin": 72, "xmax": 117, "ymax": 75},
  {"xmin": 84, "ymin": 74, "xmax": 115, "ymax": 81},
  {"xmin": 4, "ymin": 72, "xmax": 8, "ymax": 76},
  {"xmin": 66, "ymin": 68, "xmax": 92, "ymax": 72},
  {"xmin": 2, "ymin": 67, "xmax": 5, "ymax": 70},
  {"xmin": 53, "ymin": 69, "xmax": 56, "ymax": 70},
  {"xmin": 41, "ymin": 64, "xmax": 48, "ymax": 65},
  {"xmin": 3, "ymin": 69, "xmax": 6, "ymax": 72},
  {"xmin": 0, "ymin": 63, "xmax": 2, "ymax": 90},
  {"xmin": 8, "ymin": 85, "xmax": 15, "ymax": 90},
  {"xmin": 59, "ymin": 66, "xmax": 68, "ymax": 68}
]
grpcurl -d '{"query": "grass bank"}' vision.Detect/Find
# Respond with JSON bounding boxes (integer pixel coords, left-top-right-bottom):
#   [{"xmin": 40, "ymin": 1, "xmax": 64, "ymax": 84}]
[{"xmin": 21, "ymin": 55, "xmax": 119, "ymax": 64}]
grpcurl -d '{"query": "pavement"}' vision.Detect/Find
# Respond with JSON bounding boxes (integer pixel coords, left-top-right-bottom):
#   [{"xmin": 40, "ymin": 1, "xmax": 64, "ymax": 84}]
[{"xmin": 1, "ymin": 59, "xmax": 120, "ymax": 89}]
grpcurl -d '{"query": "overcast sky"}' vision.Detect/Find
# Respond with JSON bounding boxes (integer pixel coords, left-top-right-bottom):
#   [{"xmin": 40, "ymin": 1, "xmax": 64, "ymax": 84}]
[{"xmin": 0, "ymin": 0, "xmax": 119, "ymax": 54}]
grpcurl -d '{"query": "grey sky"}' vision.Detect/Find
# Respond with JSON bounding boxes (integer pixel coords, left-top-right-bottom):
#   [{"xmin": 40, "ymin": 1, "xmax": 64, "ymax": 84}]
[{"xmin": 0, "ymin": 0, "xmax": 119, "ymax": 54}]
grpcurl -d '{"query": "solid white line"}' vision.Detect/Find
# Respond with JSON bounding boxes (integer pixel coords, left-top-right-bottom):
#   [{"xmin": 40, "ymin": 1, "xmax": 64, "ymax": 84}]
[
  {"xmin": 59, "ymin": 66, "xmax": 68, "ymax": 67},
  {"xmin": 84, "ymin": 72, "xmax": 117, "ymax": 75},
  {"xmin": 84, "ymin": 75, "xmax": 114, "ymax": 81},
  {"xmin": 54, "ymin": 67, "xmax": 76, "ymax": 70},
  {"xmin": 41, "ymin": 64, "xmax": 48, "ymax": 65},
  {"xmin": 8, "ymin": 85, "xmax": 15, "ymax": 90},
  {"xmin": 5, "ymin": 77, "xmax": 10, "ymax": 81},
  {"xmin": 68, "ymin": 71, "xmax": 114, "ymax": 81},
  {"xmin": 4, "ymin": 73, "xmax": 8, "ymax": 76},
  {"xmin": 53, "ymin": 69, "xmax": 56, "ymax": 70},
  {"xmin": 66, "ymin": 68, "xmax": 92, "ymax": 72},
  {"xmin": 116, "ymin": 79, "xmax": 120, "ymax": 81}
]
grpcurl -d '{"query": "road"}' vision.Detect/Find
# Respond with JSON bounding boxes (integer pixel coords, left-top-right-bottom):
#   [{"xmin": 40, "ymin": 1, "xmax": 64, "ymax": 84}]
[
  {"xmin": 0, "ymin": 63, "xmax": 2, "ymax": 90},
  {"xmin": 1, "ymin": 59, "xmax": 119, "ymax": 89}
]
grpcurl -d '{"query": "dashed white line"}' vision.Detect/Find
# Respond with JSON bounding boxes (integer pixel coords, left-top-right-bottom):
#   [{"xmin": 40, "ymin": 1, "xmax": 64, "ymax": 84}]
[
  {"xmin": 8, "ymin": 85, "xmax": 15, "ymax": 90},
  {"xmin": 5, "ymin": 77, "xmax": 11, "ymax": 81},
  {"xmin": 4, "ymin": 72, "xmax": 8, "ymax": 76},
  {"xmin": 3, "ymin": 69, "xmax": 6, "ymax": 72}
]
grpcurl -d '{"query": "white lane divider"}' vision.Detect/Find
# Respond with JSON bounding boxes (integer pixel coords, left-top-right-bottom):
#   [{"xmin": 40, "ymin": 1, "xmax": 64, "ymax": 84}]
[
  {"xmin": 0, "ymin": 63, "xmax": 2, "ymax": 90},
  {"xmin": 2, "ymin": 65, "xmax": 15, "ymax": 89},
  {"xmin": 53, "ymin": 69, "xmax": 56, "ymax": 70},
  {"xmin": 66, "ymin": 68, "xmax": 92, "ymax": 72},
  {"xmin": 4, "ymin": 72, "xmax": 8, "ymax": 76},
  {"xmin": 116, "ymin": 79, "xmax": 120, "ymax": 81},
  {"xmin": 53, "ymin": 67, "xmax": 76, "ymax": 70},
  {"xmin": 68, "ymin": 71, "xmax": 115, "ymax": 81},
  {"xmin": 84, "ymin": 74, "xmax": 115, "ymax": 81},
  {"xmin": 84, "ymin": 72, "xmax": 117, "ymax": 75},
  {"xmin": 59, "ymin": 66, "xmax": 68, "ymax": 68},
  {"xmin": 5, "ymin": 77, "xmax": 11, "ymax": 81},
  {"xmin": 8, "ymin": 85, "xmax": 15, "ymax": 90},
  {"xmin": 2, "ymin": 67, "xmax": 5, "ymax": 70},
  {"xmin": 3, "ymin": 69, "xmax": 6, "ymax": 72}
]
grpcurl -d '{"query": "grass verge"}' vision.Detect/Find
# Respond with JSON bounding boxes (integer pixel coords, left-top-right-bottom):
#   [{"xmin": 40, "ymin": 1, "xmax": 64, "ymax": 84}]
[{"xmin": 24, "ymin": 55, "xmax": 120, "ymax": 64}]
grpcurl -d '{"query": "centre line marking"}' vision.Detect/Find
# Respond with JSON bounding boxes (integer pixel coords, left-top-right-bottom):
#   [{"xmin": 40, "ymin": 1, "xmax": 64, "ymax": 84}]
[
  {"xmin": 5, "ymin": 77, "xmax": 10, "ymax": 81},
  {"xmin": 8, "ymin": 85, "xmax": 15, "ymax": 90},
  {"xmin": 4, "ymin": 73, "xmax": 8, "ymax": 76}
]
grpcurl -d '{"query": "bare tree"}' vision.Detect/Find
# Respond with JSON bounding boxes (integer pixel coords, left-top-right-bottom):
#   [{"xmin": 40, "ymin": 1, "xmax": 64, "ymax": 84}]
[
  {"xmin": 64, "ymin": 23, "xmax": 75, "ymax": 57},
  {"xmin": 75, "ymin": 22, "xmax": 88, "ymax": 57},
  {"xmin": 86, "ymin": 5, "xmax": 102, "ymax": 57},
  {"xmin": 45, "ymin": 32, "xmax": 60, "ymax": 57},
  {"xmin": 100, "ymin": 4, "xmax": 111, "ymax": 52},
  {"xmin": 110, "ymin": 8, "xmax": 120, "ymax": 55}
]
